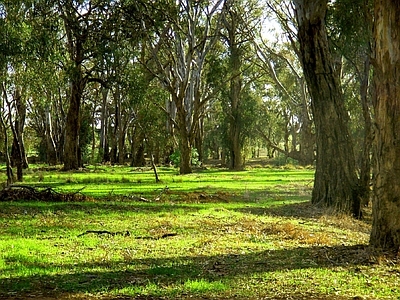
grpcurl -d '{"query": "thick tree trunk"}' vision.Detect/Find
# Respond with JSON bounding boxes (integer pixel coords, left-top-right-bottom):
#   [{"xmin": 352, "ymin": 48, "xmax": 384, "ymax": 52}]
[
  {"xmin": 177, "ymin": 113, "xmax": 192, "ymax": 174},
  {"xmin": 370, "ymin": 0, "xmax": 400, "ymax": 251},
  {"xmin": 294, "ymin": 0, "xmax": 361, "ymax": 217},
  {"xmin": 227, "ymin": 10, "xmax": 243, "ymax": 171},
  {"xmin": 63, "ymin": 80, "xmax": 83, "ymax": 170},
  {"xmin": 175, "ymin": 96, "xmax": 192, "ymax": 174},
  {"xmin": 298, "ymin": 77, "xmax": 315, "ymax": 166}
]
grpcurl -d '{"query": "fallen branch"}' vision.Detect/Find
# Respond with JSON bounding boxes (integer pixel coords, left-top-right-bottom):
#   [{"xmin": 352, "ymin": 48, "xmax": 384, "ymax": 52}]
[
  {"xmin": 0, "ymin": 185, "xmax": 93, "ymax": 202},
  {"xmin": 77, "ymin": 230, "xmax": 178, "ymax": 239},
  {"xmin": 77, "ymin": 230, "xmax": 131, "ymax": 237},
  {"xmin": 154, "ymin": 186, "xmax": 169, "ymax": 201}
]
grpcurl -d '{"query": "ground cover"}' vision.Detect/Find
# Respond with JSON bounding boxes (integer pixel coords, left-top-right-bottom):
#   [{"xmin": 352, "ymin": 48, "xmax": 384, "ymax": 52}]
[{"xmin": 0, "ymin": 165, "xmax": 398, "ymax": 299}]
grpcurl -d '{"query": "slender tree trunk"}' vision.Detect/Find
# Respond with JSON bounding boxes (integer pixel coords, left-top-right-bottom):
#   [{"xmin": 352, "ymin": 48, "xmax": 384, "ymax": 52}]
[
  {"xmin": 11, "ymin": 87, "xmax": 28, "ymax": 170},
  {"xmin": 294, "ymin": 0, "xmax": 362, "ymax": 217},
  {"xmin": 100, "ymin": 87, "xmax": 110, "ymax": 162},
  {"xmin": 45, "ymin": 103, "xmax": 58, "ymax": 165},
  {"xmin": 359, "ymin": 55, "xmax": 372, "ymax": 205},
  {"xmin": 370, "ymin": 0, "xmax": 400, "ymax": 251},
  {"xmin": 0, "ymin": 111, "xmax": 13, "ymax": 186}
]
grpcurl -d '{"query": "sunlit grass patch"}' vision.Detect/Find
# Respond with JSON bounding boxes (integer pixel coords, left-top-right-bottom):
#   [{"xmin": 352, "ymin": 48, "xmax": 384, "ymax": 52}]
[
  {"xmin": 1, "ymin": 166, "xmax": 398, "ymax": 299},
  {"xmin": 183, "ymin": 279, "xmax": 228, "ymax": 294}
]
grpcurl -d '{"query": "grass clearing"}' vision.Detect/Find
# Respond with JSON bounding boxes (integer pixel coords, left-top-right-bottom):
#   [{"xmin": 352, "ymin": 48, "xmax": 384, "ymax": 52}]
[{"xmin": 0, "ymin": 165, "xmax": 399, "ymax": 299}]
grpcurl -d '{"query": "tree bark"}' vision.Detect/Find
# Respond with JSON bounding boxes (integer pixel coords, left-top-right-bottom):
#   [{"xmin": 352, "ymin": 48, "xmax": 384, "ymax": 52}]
[
  {"xmin": 370, "ymin": 0, "xmax": 400, "ymax": 251},
  {"xmin": 176, "ymin": 99, "xmax": 192, "ymax": 174},
  {"xmin": 63, "ymin": 78, "xmax": 84, "ymax": 170},
  {"xmin": 45, "ymin": 103, "xmax": 58, "ymax": 165},
  {"xmin": 10, "ymin": 87, "xmax": 28, "ymax": 170},
  {"xmin": 294, "ymin": 0, "xmax": 362, "ymax": 216},
  {"xmin": 226, "ymin": 6, "xmax": 243, "ymax": 171},
  {"xmin": 359, "ymin": 55, "xmax": 372, "ymax": 205}
]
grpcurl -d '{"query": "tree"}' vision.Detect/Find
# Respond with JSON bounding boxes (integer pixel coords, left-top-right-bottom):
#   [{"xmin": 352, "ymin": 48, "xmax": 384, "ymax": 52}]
[
  {"xmin": 141, "ymin": 0, "xmax": 227, "ymax": 174},
  {"xmin": 0, "ymin": 0, "xmax": 35, "ymax": 181},
  {"xmin": 293, "ymin": 0, "xmax": 362, "ymax": 217},
  {"xmin": 328, "ymin": 0, "xmax": 373, "ymax": 204},
  {"xmin": 57, "ymin": 0, "xmax": 118, "ymax": 170},
  {"xmin": 370, "ymin": 0, "xmax": 400, "ymax": 251},
  {"xmin": 220, "ymin": 0, "xmax": 260, "ymax": 170}
]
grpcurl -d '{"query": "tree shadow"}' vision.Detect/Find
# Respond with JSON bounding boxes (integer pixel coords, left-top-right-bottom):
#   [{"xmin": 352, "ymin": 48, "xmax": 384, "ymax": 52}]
[
  {"xmin": 0, "ymin": 244, "xmax": 375, "ymax": 298},
  {"xmin": 235, "ymin": 201, "xmax": 324, "ymax": 220}
]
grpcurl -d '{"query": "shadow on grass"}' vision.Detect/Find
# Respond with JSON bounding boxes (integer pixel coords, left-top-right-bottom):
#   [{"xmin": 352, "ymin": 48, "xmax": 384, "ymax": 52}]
[
  {"xmin": 0, "ymin": 243, "xmax": 374, "ymax": 298},
  {"xmin": 235, "ymin": 201, "xmax": 324, "ymax": 220}
]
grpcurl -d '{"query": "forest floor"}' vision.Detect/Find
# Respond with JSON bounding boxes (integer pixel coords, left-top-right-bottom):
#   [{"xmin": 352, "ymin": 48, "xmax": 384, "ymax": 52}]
[{"xmin": 0, "ymin": 163, "xmax": 399, "ymax": 299}]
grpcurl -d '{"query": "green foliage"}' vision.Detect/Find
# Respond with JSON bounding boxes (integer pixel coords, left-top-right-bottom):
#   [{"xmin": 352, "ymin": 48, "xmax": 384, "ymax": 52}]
[{"xmin": 170, "ymin": 148, "xmax": 201, "ymax": 168}]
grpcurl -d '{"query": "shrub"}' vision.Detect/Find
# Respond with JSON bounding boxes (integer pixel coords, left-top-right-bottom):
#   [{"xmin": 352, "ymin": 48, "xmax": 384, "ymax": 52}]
[{"xmin": 169, "ymin": 148, "xmax": 201, "ymax": 168}]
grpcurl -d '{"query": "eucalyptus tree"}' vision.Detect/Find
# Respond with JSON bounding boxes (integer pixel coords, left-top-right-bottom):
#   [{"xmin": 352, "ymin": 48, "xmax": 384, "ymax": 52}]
[
  {"xmin": 0, "ymin": 0, "xmax": 36, "ymax": 181},
  {"xmin": 219, "ymin": 0, "xmax": 263, "ymax": 170},
  {"xmin": 370, "ymin": 0, "xmax": 400, "ymax": 251},
  {"xmin": 255, "ymin": 40, "xmax": 315, "ymax": 166},
  {"xmin": 139, "ymin": 0, "xmax": 228, "ymax": 174},
  {"xmin": 328, "ymin": 0, "xmax": 373, "ymax": 202},
  {"xmin": 293, "ymin": 0, "xmax": 362, "ymax": 217},
  {"xmin": 53, "ymin": 0, "xmax": 121, "ymax": 170}
]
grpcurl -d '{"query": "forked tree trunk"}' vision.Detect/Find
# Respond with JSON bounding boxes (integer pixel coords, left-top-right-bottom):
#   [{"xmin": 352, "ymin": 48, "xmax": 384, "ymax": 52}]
[
  {"xmin": 294, "ymin": 0, "xmax": 362, "ymax": 217},
  {"xmin": 370, "ymin": 0, "xmax": 400, "ymax": 251}
]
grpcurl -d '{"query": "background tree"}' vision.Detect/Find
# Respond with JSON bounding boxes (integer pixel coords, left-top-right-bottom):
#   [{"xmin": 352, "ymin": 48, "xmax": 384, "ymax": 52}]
[
  {"xmin": 140, "ymin": 0, "xmax": 228, "ymax": 174},
  {"xmin": 327, "ymin": 0, "xmax": 373, "ymax": 203}
]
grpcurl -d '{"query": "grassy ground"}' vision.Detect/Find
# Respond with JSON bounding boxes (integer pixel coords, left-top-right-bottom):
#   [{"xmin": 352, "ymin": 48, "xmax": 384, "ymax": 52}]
[{"xmin": 0, "ymin": 164, "xmax": 399, "ymax": 299}]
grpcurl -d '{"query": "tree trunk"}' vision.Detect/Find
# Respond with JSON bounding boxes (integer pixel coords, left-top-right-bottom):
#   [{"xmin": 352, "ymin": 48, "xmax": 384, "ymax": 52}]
[
  {"xmin": 227, "ymin": 9, "xmax": 243, "ymax": 171},
  {"xmin": 63, "ymin": 80, "xmax": 84, "ymax": 170},
  {"xmin": 10, "ymin": 87, "xmax": 28, "ymax": 170},
  {"xmin": 175, "ymin": 96, "xmax": 192, "ymax": 174},
  {"xmin": 45, "ymin": 104, "xmax": 58, "ymax": 165},
  {"xmin": 359, "ymin": 55, "xmax": 372, "ymax": 205},
  {"xmin": 100, "ymin": 87, "xmax": 110, "ymax": 162},
  {"xmin": 298, "ymin": 77, "xmax": 315, "ymax": 166},
  {"xmin": 294, "ymin": 0, "xmax": 362, "ymax": 217},
  {"xmin": 0, "ymin": 108, "xmax": 13, "ymax": 186},
  {"xmin": 370, "ymin": 0, "xmax": 400, "ymax": 251}
]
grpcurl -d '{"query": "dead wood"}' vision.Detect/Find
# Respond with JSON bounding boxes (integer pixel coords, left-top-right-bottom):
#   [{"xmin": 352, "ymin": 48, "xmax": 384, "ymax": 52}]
[
  {"xmin": 77, "ymin": 230, "xmax": 131, "ymax": 237},
  {"xmin": 0, "ymin": 185, "xmax": 93, "ymax": 202},
  {"xmin": 77, "ymin": 230, "xmax": 177, "ymax": 239}
]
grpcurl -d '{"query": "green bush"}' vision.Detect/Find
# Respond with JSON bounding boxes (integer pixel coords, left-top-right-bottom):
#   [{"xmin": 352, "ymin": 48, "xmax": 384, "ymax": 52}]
[{"xmin": 169, "ymin": 148, "xmax": 201, "ymax": 168}]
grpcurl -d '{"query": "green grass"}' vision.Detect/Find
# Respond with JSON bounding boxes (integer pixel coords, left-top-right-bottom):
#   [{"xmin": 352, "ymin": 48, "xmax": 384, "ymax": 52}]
[{"xmin": 0, "ymin": 164, "xmax": 399, "ymax": 299}]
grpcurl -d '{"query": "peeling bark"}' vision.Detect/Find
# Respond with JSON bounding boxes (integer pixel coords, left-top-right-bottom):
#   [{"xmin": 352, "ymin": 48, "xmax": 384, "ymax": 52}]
[{"xmin": 370, "ymin": 0, "xmax": 400, "ymax": 251}]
